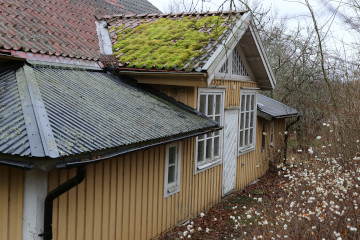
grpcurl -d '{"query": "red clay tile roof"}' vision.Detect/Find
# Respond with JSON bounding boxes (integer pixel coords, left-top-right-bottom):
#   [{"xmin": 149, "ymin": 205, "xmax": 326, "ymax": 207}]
[
  {"xmin": 102, "ymin": 11, "xmax": 245, "ymax": 71},
  {"xmin": 0, "ymin": 0, "xmax": 160, "ymax": 60}
]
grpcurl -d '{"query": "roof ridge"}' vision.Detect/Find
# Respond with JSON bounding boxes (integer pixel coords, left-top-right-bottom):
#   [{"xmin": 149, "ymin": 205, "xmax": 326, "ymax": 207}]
[
  {"xmin": 100, "ymin": 10, "xmax": 247, "ymax": 21},
  {"xmin": 16, "ymin": 63, "xmax": 60, "ymax": 159}
]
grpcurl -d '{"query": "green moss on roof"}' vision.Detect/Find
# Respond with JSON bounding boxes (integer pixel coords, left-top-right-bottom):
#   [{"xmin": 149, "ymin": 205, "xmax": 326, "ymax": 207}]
[{"xmin": 112, "ymin": 16, "xmax": 229, "ymax": 70}]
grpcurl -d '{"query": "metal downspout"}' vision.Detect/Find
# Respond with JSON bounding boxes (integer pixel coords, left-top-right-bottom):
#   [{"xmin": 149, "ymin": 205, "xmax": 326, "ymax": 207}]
[{"xmin": 39, "ymin": 166, "xmax": 86, "ymax": 240}]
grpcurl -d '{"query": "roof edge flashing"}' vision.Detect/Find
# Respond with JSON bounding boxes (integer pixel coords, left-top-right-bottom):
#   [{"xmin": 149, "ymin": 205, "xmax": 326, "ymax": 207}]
[{"xmin": 96, "ymin": 20, "xmax": 114, "ymax": 56}]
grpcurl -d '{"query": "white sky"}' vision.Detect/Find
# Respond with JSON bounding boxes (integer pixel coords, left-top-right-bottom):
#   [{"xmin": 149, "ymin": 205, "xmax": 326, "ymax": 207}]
[{"xmin": 147, "ymin": 0, "xmax": 356, "ymax": 56}]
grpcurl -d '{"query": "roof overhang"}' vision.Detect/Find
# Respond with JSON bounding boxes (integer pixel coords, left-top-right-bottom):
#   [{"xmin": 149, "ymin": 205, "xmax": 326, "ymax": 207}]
[
  {"xmin": 120, "ymin": 71, "xmax": 208, "ymax": 87},
  {"xmin": 257, "ymin": 110, "xmax": 299, "ymax": 121},
  {"xmin": 202, "ymin": 12, "xmax": 276, "ymax": 90}
]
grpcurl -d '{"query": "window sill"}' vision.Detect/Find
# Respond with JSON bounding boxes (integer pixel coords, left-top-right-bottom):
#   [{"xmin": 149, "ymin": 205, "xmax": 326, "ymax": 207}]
[
  {"xmin": 195, "ymin": 158, "xmax": 222, "ymax": 175},
  {"xmin": 238, "ymin": 147, "xmax": 255, "ymax": 156},
  {"xmin": 164, "ymin": 185, "xmax": 180, "ymax": 198}
]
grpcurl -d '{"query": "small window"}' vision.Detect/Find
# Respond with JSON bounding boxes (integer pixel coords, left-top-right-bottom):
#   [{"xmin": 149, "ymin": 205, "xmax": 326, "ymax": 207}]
[
  {"xmin": 270, "ymin": 121, "xmax": 274, "ymax": 147},
  {"xmin": 239, "ymin": 90, "xmax": 257, "ymax": 154},
  {"xmin": 164, "ymin": 142, "xmax": 181, "ymax": 198},
  {"xmin": 196, "ymin": 88, "xmax": 225, "ymax": 173},
  {"xmin": 261, "ymin": 123, "xmax": 266, "ymax": 152}
]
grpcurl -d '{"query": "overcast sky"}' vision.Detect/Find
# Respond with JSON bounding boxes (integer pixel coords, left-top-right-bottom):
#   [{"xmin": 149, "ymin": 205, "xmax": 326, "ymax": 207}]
[{"xmin": 147, "ymin": 0, "xmax": 355, "ymax": 55}]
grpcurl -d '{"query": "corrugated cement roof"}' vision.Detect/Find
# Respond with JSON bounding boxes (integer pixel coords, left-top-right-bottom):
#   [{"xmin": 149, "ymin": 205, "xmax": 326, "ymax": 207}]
[
  {"xmin": 0, "ymin": 64, "xmax": 31, "ymax": 156},
  {"xmin": 257, "ymin": 94, "xmax": 298, "ymax": 119},
  {"xmin": 0, "ymin": 63, "xmax": 218, "ymax": 158}
]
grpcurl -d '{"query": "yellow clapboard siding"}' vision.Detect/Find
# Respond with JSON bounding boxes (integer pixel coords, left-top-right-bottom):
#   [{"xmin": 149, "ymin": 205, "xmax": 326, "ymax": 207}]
[{"xmin": 48, "ymin": 115, "xmax": 284, "ymax": 240}]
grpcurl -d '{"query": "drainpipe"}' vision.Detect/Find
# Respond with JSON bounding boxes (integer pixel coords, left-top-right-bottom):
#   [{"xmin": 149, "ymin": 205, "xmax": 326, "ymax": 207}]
[
  {"xmin": 39, "ymin": 166, "xmax": 86, "ymax": 240},
  {"xmin": 283, "ymin": 115, "xmax": 301, "ymax": 165}
]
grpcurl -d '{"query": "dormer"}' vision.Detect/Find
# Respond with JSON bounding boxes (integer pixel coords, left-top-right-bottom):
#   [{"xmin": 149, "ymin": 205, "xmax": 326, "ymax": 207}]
[{"xmin": 98, "ymin": 11, "xmax": 275, "ymax": 90}]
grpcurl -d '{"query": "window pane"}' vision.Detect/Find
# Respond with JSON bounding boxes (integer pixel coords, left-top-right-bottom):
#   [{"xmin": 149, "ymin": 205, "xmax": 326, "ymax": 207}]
[
  {"xmin": 215, "ymin": 95, "xmax": 221, "ymax": 114},
  {"xmin": 245, "ymin": 129, "xmax": 249, "ymax": 146},
  {"xmin": 168, "ymin": 165, "xmax": 175, "ymax": 184},
  {"xmin": 246, "ymin": 95, "xmax": 250, "ymax": 110},
  {"xmin": 240, "ymin": 113, "xmax": 245, "ymax": 129},
  {"xmin": 249, "ymin": 128, "xmax": 253, "ymax": 144},
  {"xmin": 198, "ymin": 134, "xmax": 205, "ymax": 140},
  {"xmin": 250, "ymin": 111, "xmax": 254, "ymax": 127},
  {"xmin": 215, "ymin": 115, "xmax": 220, "ymax": 123},
  {"xmin": 214, "ymin": 130, "xmax": 220, "ymax": 136},
  {"xmin": 207, "ymin": 132, "xmax": 213, "ymax": 138},
  {"xmin": 251, "ymin": 95, "xmax": 255, "ymax": 110},
  {"xmin": 214, "ymin": 136, "xmax": 220, "ymax": 157},
  {"xmin": 241, "ymin": 95, "xmax": 245, "ymax": 111},
  {"xmin": 206, "ymin": 138, "xmax": 213, "ymax": 159},
  {"xmin": 197, "ymin": 140, "xmax": 205, "ymax": 162},
  {"xmin": 199, "ymin": 94, "xmax": 206, "ymax": 114},
  {"xmin": 239, "ymin": 130, "xmax": 244, "ymax": 147},
  {"xmin": 208, "ymin": 95, "xmax": 214, "ymax": 115},
  {"xmin": 169, "ymin": 146, "xmax": 176, "ymax": 164},
  {"xmin": 245, "ymin": 112, "xmax": 249, "ymax": 128}
]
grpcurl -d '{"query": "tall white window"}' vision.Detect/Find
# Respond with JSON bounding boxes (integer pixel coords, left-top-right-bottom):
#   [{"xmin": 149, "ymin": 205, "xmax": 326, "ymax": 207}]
[
  {"xmin": 196, "ymin": 88, "xmax": 224, "ymax": 172},
  {"xmin": 239, "ymin": 91, "xmax": 257, "ymax": 154},
  {"xmin": 164, "ymin": 142, "xmax": 181, "ymax": 198},
  {"xmin": 270, "ymin": 121, "xmax": 274, "ymax": 146}
]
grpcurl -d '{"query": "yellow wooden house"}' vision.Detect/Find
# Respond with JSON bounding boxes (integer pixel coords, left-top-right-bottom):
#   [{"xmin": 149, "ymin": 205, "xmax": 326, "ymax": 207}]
[{"xmin": 0, "ymin": 3, "xmax": 298, "ymax": 240}]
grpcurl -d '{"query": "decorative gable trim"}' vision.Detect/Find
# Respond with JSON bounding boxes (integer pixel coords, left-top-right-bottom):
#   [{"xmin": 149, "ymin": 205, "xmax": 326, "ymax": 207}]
[
  {"xmin": 213, "ymin": 43, "xmax": 255, "ymax": 81},
  {"xmin": 202, "ymin": 12, "xmax": 251, "ymax": 84},
  {"xmin": 202, "ymin": 13, "xmax": 275, "ymax": 90}
]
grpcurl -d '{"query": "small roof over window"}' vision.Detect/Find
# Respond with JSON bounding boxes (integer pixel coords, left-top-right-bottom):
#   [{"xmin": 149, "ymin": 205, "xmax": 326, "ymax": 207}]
[{"xmin": 257, "ymin": 94, "xmax": 299, "ymax": 120}]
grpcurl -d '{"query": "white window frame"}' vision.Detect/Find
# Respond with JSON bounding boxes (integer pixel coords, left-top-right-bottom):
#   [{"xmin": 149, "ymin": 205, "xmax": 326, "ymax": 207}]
[
  {"xmin": 238, "ymin": 90, "xmax": 257, "ymax": 155},
  {"xmin": 195, "ymin": 88, "xmax": 225, "ymax": 174},
  {"xmin": 270, "ymin": 121, "xmax": 274, "ymax": 147},
  {"xmin": 214, "ymin": 44, "xmax": 254, "ymax": 81},
  {"xmin": 164, "ymin": 142, "xmax": 181, "ymax": 198}
]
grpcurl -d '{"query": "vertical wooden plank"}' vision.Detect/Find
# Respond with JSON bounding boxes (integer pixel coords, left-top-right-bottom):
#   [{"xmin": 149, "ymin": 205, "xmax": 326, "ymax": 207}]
[
  {"xmin": 135, "ymin": 151, "xmax": 143, "ymax": 240},
  {"xmin": 9, "ymin": 168, "xmax": 23, "ymax": 240},
  {"xmin": 160, "ymin": 146, "xmax": 167, "ymax": 232},
  {"xmin": 115, "ymin": 157, "xmax": 124, "ymax": 240},
  {"xmin": 109, "ymin": 159, "xmax": 117, "ymax": 240},
  {"xmin": 129, "ymin": 153, "xmax": 137, "ymax": 240},
  {"xmin": 102, "ymin": 160, "xmax": 111, "ymax": 240},
  {"xmin": 122, "ymin": 155, "xmax": 131, "ymax": 240},
  {"xmin": 76, "ymin": 171, "xmax": 85, "ymax": 240},
  {"xmin": 0, "ymin": 166, "xmax": 10, "ymax": 240},
  {"xmin": 146, "ymin": 149, "xmax": 154, "ymax": 239},
  {"xmin": 16, "ymin": 169, "xmax": 24, "ymax": 240},
  {"xmin": 141, "ymin": 151, "xmax": 149, "ymax": 240},
  {"xmin": 67, "ymin": 168, "xmax": 77, "ymax": 240},
  {"xmin": 152, "ymin": 147, "xmax": 160, "ymax": 236},
  {"xmin": 93, "ymin": 162, "xmax": 103, "ymax": 240},
  {"xmin": 57, "ymin": 170, "xmax": 69, "ymax": 240},
  {"xmin": 85, "ymin": 164, "xmax": 95, "ymax": 240},
  {"xmin": 49, "ymin": 170, "xmax": 60, "ymax": 239}
]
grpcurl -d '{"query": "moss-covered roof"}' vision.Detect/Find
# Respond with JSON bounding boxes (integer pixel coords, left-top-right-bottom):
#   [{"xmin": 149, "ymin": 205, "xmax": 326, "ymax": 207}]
[{"xmin": 104, "ymin": 12, "xmax": 244, "ymax": 71}]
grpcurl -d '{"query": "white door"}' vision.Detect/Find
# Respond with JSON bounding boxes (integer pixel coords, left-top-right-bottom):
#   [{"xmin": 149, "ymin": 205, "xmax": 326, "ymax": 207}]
[{"xmin": 222, "ymin": 109, "xmax": 238, "ymax": 196}]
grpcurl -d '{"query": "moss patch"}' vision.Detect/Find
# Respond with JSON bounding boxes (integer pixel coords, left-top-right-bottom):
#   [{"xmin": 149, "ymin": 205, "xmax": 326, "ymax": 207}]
[{"xmin": 112, "ymin": 16, "xmax": 229, "ymax": 70}]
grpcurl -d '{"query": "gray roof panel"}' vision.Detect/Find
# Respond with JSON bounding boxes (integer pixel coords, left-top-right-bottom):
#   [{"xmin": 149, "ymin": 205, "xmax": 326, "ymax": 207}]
[
  {"xmin": 0, "ymin": 64, "xmax": 218, "ymax": 158},
  {"xmin": 0, "ymin": 66, "xmax": 31, "ymax": 156},
  {"xmin": 257, "ymin": 94, "xmax": 298, "ymax": 119}
]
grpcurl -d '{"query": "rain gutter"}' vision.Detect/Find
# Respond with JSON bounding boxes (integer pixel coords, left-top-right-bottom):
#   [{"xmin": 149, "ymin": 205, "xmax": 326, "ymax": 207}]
[{"xmin": 0, "ymin": 158, "xmax": 33, "ymax": 169}]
